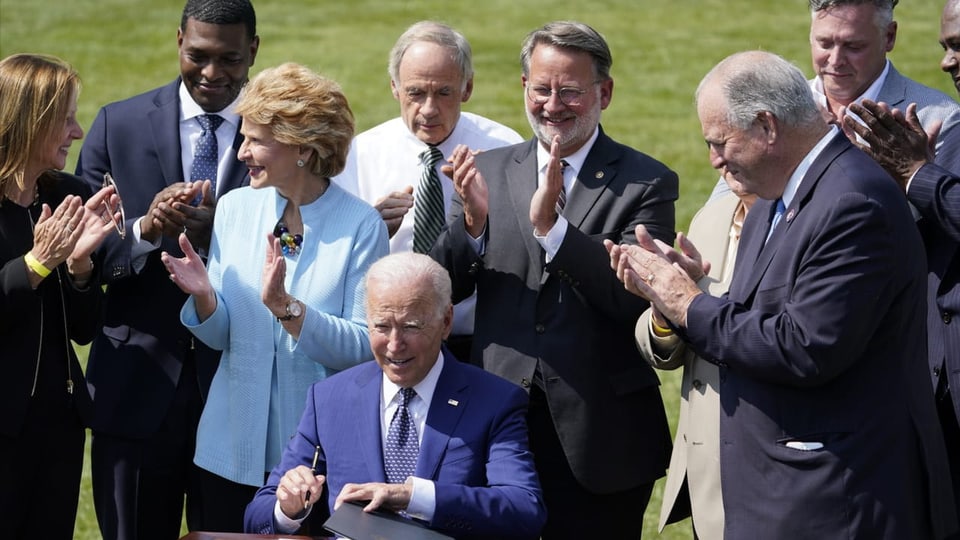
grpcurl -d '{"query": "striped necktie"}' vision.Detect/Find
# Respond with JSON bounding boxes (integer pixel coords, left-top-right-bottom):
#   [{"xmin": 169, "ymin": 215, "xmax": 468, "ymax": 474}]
[
  {"xmin": 413, "ymin": 145, "xmax": 445, "ymax": 253},
  {"xmin": 556, "ymin": 159, "xmax": 569, "ymax": 215}
]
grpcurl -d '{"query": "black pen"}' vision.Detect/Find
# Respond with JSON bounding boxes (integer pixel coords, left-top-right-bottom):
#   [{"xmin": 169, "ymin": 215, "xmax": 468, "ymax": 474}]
[{"xmin": 304, "ymin": 445, "xmax": 321, "ymax": 509}]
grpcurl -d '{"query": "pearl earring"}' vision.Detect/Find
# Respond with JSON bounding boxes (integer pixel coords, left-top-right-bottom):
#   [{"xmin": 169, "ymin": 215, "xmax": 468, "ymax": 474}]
[{"xmin": 296, "ymin": 159, "xmax": 305, "ymax": 168}]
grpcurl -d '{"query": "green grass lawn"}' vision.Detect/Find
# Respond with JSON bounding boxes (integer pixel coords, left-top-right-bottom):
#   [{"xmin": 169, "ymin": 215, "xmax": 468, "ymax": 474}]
[{"xmin": 3, "ymin": 0, "xmax": 955, "ymax": 538}]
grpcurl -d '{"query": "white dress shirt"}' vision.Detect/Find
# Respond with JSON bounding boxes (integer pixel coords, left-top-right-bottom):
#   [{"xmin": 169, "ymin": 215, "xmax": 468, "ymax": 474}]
[{"xmin": 334, "ymin": 112, "xmax": 522, "ymax": 335}]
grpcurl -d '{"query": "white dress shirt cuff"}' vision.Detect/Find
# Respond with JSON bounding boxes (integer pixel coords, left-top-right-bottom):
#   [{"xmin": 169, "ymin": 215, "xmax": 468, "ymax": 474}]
[
  {"xmin": 468, "ymin": 223, "xmax": 486, "ymax": 256},
  {"xmin": 405, "ymin": 476, "xmax": 436, "ymax": 522},
  {"xmin": 130, "ymin": 217, "xmax": 161, "ymax": 274},
  {"xmin": 273, "ymin": 500, "xmax": 309, "ymax": 534},
  {"xmin": 534, "ymin": 215, "xmax": 568, "ymax": 263}
]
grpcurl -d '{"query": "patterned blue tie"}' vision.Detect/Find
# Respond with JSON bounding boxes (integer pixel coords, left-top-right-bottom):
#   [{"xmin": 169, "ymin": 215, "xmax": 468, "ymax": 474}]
[
  {"xmin": 413, "ymin": 146, "xmax": 445, "ymax": 254},
  {"xmin": 384, "ymin": 387, "xmax": 419, "ymax": 484},
  {"xmin": 190, "ymin": 114, "xmax": 224, "ymax": 193}
]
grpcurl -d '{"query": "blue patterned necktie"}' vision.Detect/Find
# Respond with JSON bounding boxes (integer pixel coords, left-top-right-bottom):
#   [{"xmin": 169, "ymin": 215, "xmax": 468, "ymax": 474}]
[
  {"xmin": 384, "ymin": 387, "xmax": 419, "ymax": 484},
  {"xmin": 413, "ymin": 146, "xmax": 445, "ymax": 253},
  {"xmin": 765, "ymin": 198, "xmax": 786, "ymax": 244},
  {"xmin": 190, "ymin": 114, "xmax": 224, "ymax": 193}
]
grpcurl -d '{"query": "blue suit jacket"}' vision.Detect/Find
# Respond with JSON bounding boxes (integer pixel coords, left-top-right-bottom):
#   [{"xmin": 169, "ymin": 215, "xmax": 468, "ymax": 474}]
[
  {"xmin": 244, "ymin": 352, "xmax": 546, "ymax": 539},
  {"xmin": 913, "ymin": 124, "xmax": 960, "ymax": 428},
  {"xmin": 684, "ymin": 132, "xmax": 958, "ymax": 539},
  {"xmin": 75, "ymin": 78, "xmax": 249, "ymax": 437}
]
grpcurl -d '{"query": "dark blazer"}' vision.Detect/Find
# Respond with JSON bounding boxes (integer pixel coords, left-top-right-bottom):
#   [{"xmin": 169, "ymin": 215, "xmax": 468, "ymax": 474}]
[
  {"xmin": 244, "ymin": 353, "xmax": 546, "ymax": 539},
  {"xmin": 683, "ymin": 132, "xmax": 958, "ymax": 539},
  {"xmin": 431, "ymin": 128, "xmax": 677, "ymax": 493},
  {"xmin": 75, "ymin": 78, "xmax": 248, "ymax": 437},
  {"xmin": 0, "ymin": 171, "xmax": 98, "ymax": 436},
  {"xmin": 914, "ymin": 125, "xmax": 960, "ymax": 432}
]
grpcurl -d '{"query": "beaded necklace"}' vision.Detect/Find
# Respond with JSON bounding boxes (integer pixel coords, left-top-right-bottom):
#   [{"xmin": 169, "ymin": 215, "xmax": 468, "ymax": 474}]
[{"xmin": 273, "ymin": 221, "xmax": 303, "ymax": 256}]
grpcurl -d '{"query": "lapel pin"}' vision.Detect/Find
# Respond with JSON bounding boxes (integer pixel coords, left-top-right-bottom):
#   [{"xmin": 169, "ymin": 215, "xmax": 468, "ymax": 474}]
[
  {"xmin": 595, "ymin": 171, "xmax": 604, "ymax": 179},
  {"xmin": 447, "ymin": 399, "xmax": 459, "ymax": 407},
  {"xmin": 786, "ymin": 208, "xmax": 796, "ymax": 222}
]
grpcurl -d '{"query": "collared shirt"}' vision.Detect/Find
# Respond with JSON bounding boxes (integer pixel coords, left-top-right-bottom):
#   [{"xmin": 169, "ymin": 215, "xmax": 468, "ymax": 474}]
[
  {"xmin": 334, "ymin": 113, "xmax": 522, "ymax": 335},
  {"xmin": 781, "ymin": 125, "xmax": 841, "ymax": 212},
  {"xmin": 533, "ymin": 127, "xmax": 600, "ymax": 261},
  {"xmin": 810, "ymin": 60, "xmax": 890, "ymax": 122},
  {"xmin": 129, "ymin": 84, "xmax": 243, "ymax": 271},
  {"xmin": 274, "ymin": 353, "xmax": 445, "ymax": 532}
]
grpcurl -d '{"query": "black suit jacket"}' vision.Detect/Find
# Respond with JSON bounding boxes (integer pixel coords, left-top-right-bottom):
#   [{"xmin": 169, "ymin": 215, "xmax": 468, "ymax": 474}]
[
  {"xmin": 76, "ymin": 78, "xmax": 248, "ymax": 437},
  {"xmin": 684, "ymin": 132, "xmax": 958, "ymax": 539},
  {"xmin": 432, "ymin": 127, "xmax": 677, "ymax": 493}
]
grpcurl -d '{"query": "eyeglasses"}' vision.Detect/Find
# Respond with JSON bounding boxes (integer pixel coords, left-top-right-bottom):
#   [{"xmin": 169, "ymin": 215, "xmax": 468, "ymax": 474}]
[
  {"xmin": 101, "ymin": 172, "xmax": 126, "ymax": 239},
  {"xmin": 525, "ymin": 82, "xmax": 597, "ymax": 106}
]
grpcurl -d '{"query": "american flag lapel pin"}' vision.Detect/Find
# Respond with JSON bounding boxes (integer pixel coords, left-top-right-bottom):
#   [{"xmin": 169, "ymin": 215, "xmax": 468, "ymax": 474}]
[{"xmin": 447, "ymin": 399, "xmax": 459, "ymax": 407}]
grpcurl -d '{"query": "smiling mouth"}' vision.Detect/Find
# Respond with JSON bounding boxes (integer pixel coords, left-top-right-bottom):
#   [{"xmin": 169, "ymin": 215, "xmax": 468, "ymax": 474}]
[{"xmin": 388, "ymin": 358, "xmax": 412, "ymax": 366}]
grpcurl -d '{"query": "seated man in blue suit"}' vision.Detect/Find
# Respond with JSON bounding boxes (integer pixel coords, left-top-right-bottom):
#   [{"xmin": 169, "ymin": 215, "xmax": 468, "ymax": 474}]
[{"xmin": 244, "ymin": 252, "xmax": 546, "ymax": 538}]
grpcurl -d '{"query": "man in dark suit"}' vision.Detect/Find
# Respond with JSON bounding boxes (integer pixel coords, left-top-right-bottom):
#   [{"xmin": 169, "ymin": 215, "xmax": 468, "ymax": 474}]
[
  {"xmin": 432, "ymin": 21, "xmax": 676, "ymax": 538},
  {"xmin": 244, "ymin": 252, "xmax": 546, "ymax": 538},
  {"xmin": 840, "ymin": 0, "xmax": 960, "ymax": 511},
  {"xmin": 608, "ymin": 50, "xmax": 958, "ymax": 539},
  {"xmin": 75, "ymin": 0, "xmax": 259, "ymax": 537}
]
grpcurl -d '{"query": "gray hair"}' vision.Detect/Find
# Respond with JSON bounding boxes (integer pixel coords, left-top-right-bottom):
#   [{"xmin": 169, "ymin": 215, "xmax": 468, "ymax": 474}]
[
  {"xmin": 365, "ymin": 252, "xmax": 453, "ymax": 321},
  {"xmin": 809, "ymin": 0, "xmax": 897, "ymax": 30},
  {"xmin": 696, "ymin": 51, "xmax": 822, "ymax": 131},
  {"xmin": 387, "ymin": 21, "xmax": 473, "ymax": 91},
  {"xmin": 520, "ymin": 21, "xmax": 612, "ymax": 81}
]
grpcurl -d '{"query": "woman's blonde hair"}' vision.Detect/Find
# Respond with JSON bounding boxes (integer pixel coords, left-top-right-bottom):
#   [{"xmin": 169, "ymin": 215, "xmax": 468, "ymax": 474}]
[
  {"xmin": 236, "ymin": 62, "xmax": 354, "ymax": 178},
  {"xmin": 0, "ymin": 53, "xmax": 81, "ymax": 194}
]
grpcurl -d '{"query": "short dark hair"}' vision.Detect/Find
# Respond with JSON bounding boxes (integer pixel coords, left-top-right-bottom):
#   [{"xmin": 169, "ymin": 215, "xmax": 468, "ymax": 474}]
[{"xmin": 181, "ymin": 0, "xmax": 257, "ymax": 40}]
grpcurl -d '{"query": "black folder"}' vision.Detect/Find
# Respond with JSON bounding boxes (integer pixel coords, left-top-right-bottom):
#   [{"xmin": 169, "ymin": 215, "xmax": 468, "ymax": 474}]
[{"xmin": 322, "ymin": 501, "xmax": 454, "ymax": 540}]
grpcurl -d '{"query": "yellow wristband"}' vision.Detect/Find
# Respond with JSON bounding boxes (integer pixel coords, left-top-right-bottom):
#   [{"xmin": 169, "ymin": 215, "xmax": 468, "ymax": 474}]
[
  {"xmin": 24, "ymin": 252, "xmax": 52, "ymax": 278},
  {"xmin": 651, "ymin": 317, "xmax": 674, "ymax": 336}
]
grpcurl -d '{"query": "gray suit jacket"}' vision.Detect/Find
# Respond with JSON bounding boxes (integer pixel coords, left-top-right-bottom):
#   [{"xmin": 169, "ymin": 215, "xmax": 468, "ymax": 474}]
[
  {"xmin": 636, "ymin": 192, "xmax": 741, "ymax": 538},
  {"xmin": 432, "ymin": 127, "xmax": 678, "ymax": 492}
]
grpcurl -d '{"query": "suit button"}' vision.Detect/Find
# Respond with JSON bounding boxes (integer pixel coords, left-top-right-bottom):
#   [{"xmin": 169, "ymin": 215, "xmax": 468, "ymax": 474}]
[
  {"xmin": 468, "ymin": 261, "xmax": 481, "ymax": 275},
  {"xmin": 692, "ymin": 379, "xmax": 703, "ymax": 390},
  {"xmin": 535, "ymin": 323, "xmax": 545, "ymax": 334},
  {"xmin": 935, "ymin": 366, "xmax": 942, "ymax": 377},
  {"xmin": 943, "ymin": 311, "xmax": 953, "ymax": 324},
  {"xmin": 521, "ymin": 377, "xmax": 531, "ymax": 388}
]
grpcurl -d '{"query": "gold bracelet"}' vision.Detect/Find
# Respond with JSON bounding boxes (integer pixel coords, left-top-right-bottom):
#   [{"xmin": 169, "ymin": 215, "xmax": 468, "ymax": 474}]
[
  {"xmin": 24, "ymin": 252, "xmax": 52, "ymax": 278},
  {"xmin": 651, "ymin": 317, "xmax": 674, "ymax": 336}
]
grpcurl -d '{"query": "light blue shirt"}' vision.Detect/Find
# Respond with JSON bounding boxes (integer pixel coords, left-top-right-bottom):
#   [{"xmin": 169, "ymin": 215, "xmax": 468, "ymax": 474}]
[{"xmin": 182, "ymin": 182, "xmax": 389, "ymax": 486}]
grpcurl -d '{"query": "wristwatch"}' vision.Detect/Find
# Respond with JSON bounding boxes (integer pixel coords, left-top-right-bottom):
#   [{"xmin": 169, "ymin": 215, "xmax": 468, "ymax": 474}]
[{"xmin": 277, "ymin": 298, "xmax": 303, "ymax": 322}]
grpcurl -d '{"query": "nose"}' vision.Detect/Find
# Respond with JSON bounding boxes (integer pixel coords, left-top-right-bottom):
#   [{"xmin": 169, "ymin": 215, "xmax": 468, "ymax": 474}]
[
  {"xmin": 941, "ymin": 49, "xmax": 958, "ymax": 73},
  {"xmin": 237, "ymin": 139, "xmax": 250, "ymax": 160},
  {"xmin": 420, "ymin": 95, "xmax": 438, "ymax": 118},
  {"xmin": 71, "ymin": 120, "xmax": 84, "ymax": 141},
  {"xmin": 542, "ymin": 91, "xmax": 567, "ymax": 114},
  {"xmin": 200, "ymin": 60, "xmax": 223, "ymax": 82},
  {"xmin": 708, "ymin": 145, "xmax": 725, "ymax": 170},
  {"xmin": 386, "ymin": 329, "xmax": 406, "ymax": 353}
]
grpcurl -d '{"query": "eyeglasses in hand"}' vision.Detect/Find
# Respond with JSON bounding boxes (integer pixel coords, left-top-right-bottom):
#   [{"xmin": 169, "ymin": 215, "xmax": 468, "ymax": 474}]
[{"xmin": 101, "ymin": 172, "xmax": 126, "ymax": 239}]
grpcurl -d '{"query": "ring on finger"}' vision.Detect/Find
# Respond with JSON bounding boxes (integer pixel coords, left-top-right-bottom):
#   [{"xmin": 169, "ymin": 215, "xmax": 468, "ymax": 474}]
[{"xmin": 645, "ymin": 273, "xmax": 655, "ymax": 285}]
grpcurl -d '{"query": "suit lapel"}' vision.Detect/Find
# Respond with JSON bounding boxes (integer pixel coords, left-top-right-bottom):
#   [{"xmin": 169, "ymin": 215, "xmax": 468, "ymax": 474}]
[
  {"xmin": 416, "ymin": 352, "xmax": 468, "ymax": 480},
  {"xmin": 562, "ymin": 130, "xmax": 619, "ymax": 229},
  {"xmin": 219, "ymin": 119, "xmax": 250, "ymax": 194},
  {"xmin": 504, "ymin": 140, "xmax": 548, "ymax": 269},
  {"xmin": 875, "ymin": 64, "xmax": 908, "ymax": 109},
  {"xmin": 729, "ymin": 133, "xmax": 848, "ymax": 302},
  {"xmin": 148, "ymin": 80, "xmax": 186, "ymax": 188},
  {"xmin": 355, "ymin": 364, "xmax": 387, "ymax": 482}
]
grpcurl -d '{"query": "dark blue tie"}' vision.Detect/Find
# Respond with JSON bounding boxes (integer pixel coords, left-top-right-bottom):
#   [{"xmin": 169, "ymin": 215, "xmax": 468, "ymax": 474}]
[
  {"xmin": 190, "ymin": 114, "xmax": 224, "ymax": 192},
  {"xmin": 384, "ymin": 387, "xmax": 419, "ymax": 484},
  {"xmin": 413, "ymin": 146, "xmax": 445, "ymax": 254},
  {"xmin": 765, "ymin": 198, "xmax": 786, "ymax": 244}
]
